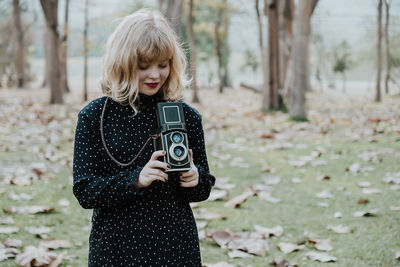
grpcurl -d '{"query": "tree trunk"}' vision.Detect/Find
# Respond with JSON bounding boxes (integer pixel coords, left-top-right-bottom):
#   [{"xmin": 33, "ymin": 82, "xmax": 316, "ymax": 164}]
[
  {"xmin": 279, "ymin": 0, "xmax": 294, "ymax": 89},
  {"xmin": 60, "ymin": 0, "xmax": 70, "ymax": 93},
  {"xmin": 267, "ymin": 0, "xmax": 280, "ymax": 109},
  {"xmin": 83, "ymin": 0, "xmax": 89, "ymax": 101},
  {"xmin": 13, "ymin": 0, "xmax": 25, "ymax": 88},
  {"xmin": 256, "ymin": 0, "xmax": 269, "ymax": 111},
  {"xmin": 289, "ymin": 0, "xmax": 318, "ymax": 119},
  {"xmin": 40, "ymin": 0, "xmax": 63, "ymax": 104},
  {"xmin": 215, "ymin": 4, "xmax": 224, "ymax": 93},
  {"xmin": 384, "ymin": 0, "xmax": 390, "ymax": 94},
  {"xmin": 188, "ymin": 0, "xmax": 199, "ymax": 103},
  {"xmin": 159, "ymin": 0, "xmax": 184, "ymax": 41},
  {"xmin": 41, "ymin": 26, "xmax": 49, "ymax": 88},
  {"xmin": 376, "ymin": 0, "xmax": 382, "ymax": 102}
]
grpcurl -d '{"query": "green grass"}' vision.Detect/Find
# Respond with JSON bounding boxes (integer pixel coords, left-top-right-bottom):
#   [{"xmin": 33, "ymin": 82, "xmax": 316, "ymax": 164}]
[{"xmin": 0, "ymin": 91, "xmax": 399, "ymax": 266}]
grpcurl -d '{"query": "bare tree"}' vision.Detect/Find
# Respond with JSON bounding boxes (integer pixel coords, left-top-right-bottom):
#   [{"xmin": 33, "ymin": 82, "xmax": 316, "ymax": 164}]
[
  {"xmin": 12, "ymin": 0, "xmax": 25, "ymax": 88},
  {"xmin": 188, "ymin": 0, "xmax": 199, "ymax": 103},
  {"xmin": 384, "ymin": 0, "xmax": 391, "ymax": 94},
  {"xmin": 255, "ymin": 0, "xmax": 268, "ymax": 105},
  {"xmin": 159, "ymin": 0, "xmax": 184, "ymax": 40},
  {"xmin": 376, "ymin": 0, "xmax": 383, "ymax": 102},
  {"xmin": 288, "ymin": 0, "xmax": 318, "ymax": 119},
  {"xmin": 60, "ymin": 0, "xmax": 70, "ymax": 93},
  {"xmin": 83, "ymin": 0, "xmax": 89, "ymax": 101},
  {"xmin": 40, "ymin": 0, "xmax": 63, "ymax": 104}
]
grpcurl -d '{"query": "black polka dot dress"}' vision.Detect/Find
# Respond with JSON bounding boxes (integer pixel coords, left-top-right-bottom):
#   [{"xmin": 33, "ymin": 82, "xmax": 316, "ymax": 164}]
[{"xmin": 73, "ymin": 92, "xmax": 215, "ymax": 266}]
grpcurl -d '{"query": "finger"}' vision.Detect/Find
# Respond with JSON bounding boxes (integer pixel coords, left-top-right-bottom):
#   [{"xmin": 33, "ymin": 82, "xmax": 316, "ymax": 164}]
[
  {"xmin": 150, "ymin": 175, "xmax": 168, "ymax": 183},
  {"xmin": 180, "ymin": 170, "xmax": 195, "ymax": 179},
  {"xmin": 180, "ymin": 176, "xmax": 196, "ymax": 183},
  {"xmin": 148, "ymin": 169, "xmax": 168, "ymax": 179},
  {"xmin": 151, "ymin": 150, "xmax": 166, "ymax": 161},
  {"xmin": 147, "ymin": 160, "xmax": 170, "ymax": 170},
  {"xmin": 188, "ymin": 149, "xmax": 194, "ymax": 164},
  {"xmin": 180, "ymin": 179, "xmax": 198, "ymax": 187}
]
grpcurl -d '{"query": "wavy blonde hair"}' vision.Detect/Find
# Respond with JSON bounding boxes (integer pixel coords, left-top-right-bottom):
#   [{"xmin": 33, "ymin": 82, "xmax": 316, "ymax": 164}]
[{"xmin": 101, "ymin": 9, "xmax": 188, "ymax": 113}]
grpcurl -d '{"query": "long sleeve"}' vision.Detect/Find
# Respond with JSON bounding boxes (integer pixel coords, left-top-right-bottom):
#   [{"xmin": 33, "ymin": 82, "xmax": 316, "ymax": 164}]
[
  {"xmin": 72, "ymin": 112, "xmax": 146, "ymax": 209},
  {"xmin": 179, "ymin": 110, "xmax": 215, "ymax": 202}
]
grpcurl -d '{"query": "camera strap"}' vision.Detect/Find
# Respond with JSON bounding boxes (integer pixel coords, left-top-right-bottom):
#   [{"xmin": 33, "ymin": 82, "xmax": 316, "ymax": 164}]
[{"xmin": 100, "ymin": 97, "xmax": 160, "ymax": 167}]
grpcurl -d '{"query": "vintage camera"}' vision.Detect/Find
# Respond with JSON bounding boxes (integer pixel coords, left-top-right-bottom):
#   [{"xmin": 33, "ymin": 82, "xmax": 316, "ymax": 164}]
[{"xmin": 153, "ymin": 102, "xmax": 191, "ymax": 173}]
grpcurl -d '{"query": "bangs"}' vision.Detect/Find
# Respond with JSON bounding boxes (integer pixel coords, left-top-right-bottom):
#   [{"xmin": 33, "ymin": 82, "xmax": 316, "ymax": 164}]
[{"xmin": 136, "ymin": 29, "xmax": 174, "ymax": 63}]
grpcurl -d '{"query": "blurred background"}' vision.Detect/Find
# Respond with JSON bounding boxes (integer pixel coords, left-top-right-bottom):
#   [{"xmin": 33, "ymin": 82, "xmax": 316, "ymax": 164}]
[{"xmin": 1, "ymin": 1, "xmax": 400, "ymax": 266}]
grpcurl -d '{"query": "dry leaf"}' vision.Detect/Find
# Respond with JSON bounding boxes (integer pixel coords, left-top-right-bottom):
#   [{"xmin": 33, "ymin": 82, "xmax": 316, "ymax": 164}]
[
  {"xmin": 316, "ymin": 190, "xmax": 333, "ymax": 199},
  {"xmin": 0, "ymin": 217, "xmax": 15, "ymax": 225},
  {"xmin": 207, "ymin": 189, "xmax": 228, "ymax": 201},
  {"xmin": 26, "ymin": 226, "xmax": 53, "ymax": 235},
  {"xmin": 8, "ymin": 193, "xmax": 33, "ymax": 201},
  {"xmin": 254, "ymin": 225, "xmax": 283, "ymax": 237},
  {"xmin": 389, "ymin": 206, "xmax": 400, "ymax": 212},
  {"xmin": 277, "ymin": 242, "xmax": 304, "ymax": 254},
  {"xmin": 0, "ymin": 226, "xmax": 19, "ymax": 234},
  {"xmin": 224, "ymin": 189, "xmax": 254, "ymax": 208},
  {"xmin": 333, "ymin": 212, "xmax": 342, "ymax": 218},
  {"xmin": 39, "ymin": 239, "xmax": 72, "ymax": 250},
  {"xmin": 57, "ymin": 199, "xmax": 70, "ymax": 207},
  {"xmin": 317, "ymin": 175, "xmax": 330, "ymax": 181},
  {"xmin": 227, "ymin": 250, "xmax": 253, "ymax": 259},
  {"xmin": 305, "ymin": 251, "xmax": 337, "ymax": 262},
  {"xmin": 193, "ymin": 209, "xmax": 227, "ymax": 220},
  {"xmin": 211, "ymin": 230, "xmax": 232, "ymax": 248},
  {"xmin": 395, "ymin": 251, "xmax": 400, "ymax": 260},
  {"xmin": 358, "ymin": 181, "xmax": 371, "ymax": 188},
  {"xmin": 358, "ymin": 198, "xmax": 370, "ymax": 204},
  {"xmin": 15, "ymin": 246, "xmax": 57, "ymax": 266},
  {"xmin": 0, "ymin": 244, "xmax": 19, "ymax": 261},
  {"xmin": 314, "ymin": 239, "xmax": 333, "ymax": 251},
  {"xmin": 353, "ymin": 209, "xmax": 379, "ymax": 217},
  {"xmin": 3, "ymin": 238, "xmax": 23, "ymax": 248},
  {"xmin": 5, "ymin": 206, "xmax": 55, "ymax": 214},
  {"xmin": 327, "ymin": 224, "xmax": 353, "ymax": 234},
  {"xmin": 291, "ymin": 177, "xmax": 302, "ymax": 183},
  {"xmin": 257, "ymin": 191, "xmax": 281, "ymax": 203},
  {"xmin": 262, "ymin": 176, "xmax": 281, "ymax": 185},
  {"xmin": 269, "ymin": 259, "xmax": 298, "ymax": 267},
  {"xmin": 362, "ymin": 188, "xmax": 382, "ymax": 194},
  {"xmin": 203, "ymin": 262, "xmax": 234, "ymax": 267}
]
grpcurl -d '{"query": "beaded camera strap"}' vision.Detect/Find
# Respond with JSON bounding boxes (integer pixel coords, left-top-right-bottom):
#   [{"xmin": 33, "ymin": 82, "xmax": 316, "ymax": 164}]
[{"xmin": 100, "ymin": 97, "xmax": 159, "ymax": 167}]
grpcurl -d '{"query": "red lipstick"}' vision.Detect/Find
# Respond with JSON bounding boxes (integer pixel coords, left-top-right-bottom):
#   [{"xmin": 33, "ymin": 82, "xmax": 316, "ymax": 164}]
[{"xmin": 145, "ymin": 83, "xmax": 159, "ymax": 88}]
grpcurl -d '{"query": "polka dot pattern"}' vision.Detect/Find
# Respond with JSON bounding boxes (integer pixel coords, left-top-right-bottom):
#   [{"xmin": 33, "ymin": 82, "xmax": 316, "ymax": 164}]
[{"xmin": 73, "ymin": 92, "xmax": 215, "ymax": 266}]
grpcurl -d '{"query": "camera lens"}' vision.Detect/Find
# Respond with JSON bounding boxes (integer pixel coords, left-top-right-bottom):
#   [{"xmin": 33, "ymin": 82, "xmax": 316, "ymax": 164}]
[
  {"xmin": 174, "ymin": 146, "xmax": 184, "ymax": 157},
  {"xmin": 171, "ymin": 132, "xmax": 183, "ymax": 144}
]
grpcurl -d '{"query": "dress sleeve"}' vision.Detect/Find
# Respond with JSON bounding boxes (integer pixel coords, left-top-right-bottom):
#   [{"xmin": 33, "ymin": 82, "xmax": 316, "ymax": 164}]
[
  {"xmin": 72, "ymin": 112, "xmax": 146, "ymax": 209},
  {"xmin": 179, "ymin": 112, "xmax": 216, "ymax": 202}
]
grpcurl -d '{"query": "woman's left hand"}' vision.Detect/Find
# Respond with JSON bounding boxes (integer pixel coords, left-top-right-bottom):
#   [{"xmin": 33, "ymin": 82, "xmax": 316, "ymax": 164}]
[{"xmin": 179, "ymin": 149, "xmax": 199, "ymax": 188}]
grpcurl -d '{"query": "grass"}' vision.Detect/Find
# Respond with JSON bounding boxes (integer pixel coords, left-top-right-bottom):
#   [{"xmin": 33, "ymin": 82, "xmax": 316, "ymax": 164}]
[{"xmin": 0, "ymin": 88, "xmax": 399, "ymax": 266}]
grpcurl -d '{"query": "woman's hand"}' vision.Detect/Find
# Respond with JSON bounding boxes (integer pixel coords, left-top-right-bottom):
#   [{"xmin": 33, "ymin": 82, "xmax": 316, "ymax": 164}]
[
  {"xmin": 135, "ymin": 150, "xmax": 170, "ymax": 189},
  {"xmin": 179, "ymin": 149, "xmax": 199, "ymax": 188}
]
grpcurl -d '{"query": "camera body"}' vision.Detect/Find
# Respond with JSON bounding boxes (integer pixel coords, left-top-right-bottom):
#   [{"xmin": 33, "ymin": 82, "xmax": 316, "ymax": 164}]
[{"xmin": 153, "ymin": 102, "xmax": 191, "ymax": 173}]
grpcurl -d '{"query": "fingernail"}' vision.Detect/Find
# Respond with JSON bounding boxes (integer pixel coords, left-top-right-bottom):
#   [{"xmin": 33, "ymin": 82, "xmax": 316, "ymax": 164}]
[
  {"xmin": 162, "ymin": 151, "xmax": 166, "ymax": 155},
  {"xmin": 167, "ymin": 164, "xmax": 171, "ymax": 169}
]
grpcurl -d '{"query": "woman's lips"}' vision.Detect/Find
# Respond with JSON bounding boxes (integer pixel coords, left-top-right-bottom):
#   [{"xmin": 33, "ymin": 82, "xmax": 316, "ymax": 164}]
[{"xmin": 145, "ymin": 82, "xmax": 159, "ymax": 88}]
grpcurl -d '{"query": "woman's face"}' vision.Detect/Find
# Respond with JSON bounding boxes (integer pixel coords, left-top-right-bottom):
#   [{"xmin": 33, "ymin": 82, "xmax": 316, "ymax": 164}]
[{"xmin": 137, "ymin": 59, "xmax": 170, "ymax": 96}]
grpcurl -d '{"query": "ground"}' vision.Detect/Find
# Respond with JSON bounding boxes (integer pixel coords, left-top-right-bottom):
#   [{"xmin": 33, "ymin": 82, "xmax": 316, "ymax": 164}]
[{"xmin": 0, "ymin": 87, "xmax": 399, "ymax": 266}]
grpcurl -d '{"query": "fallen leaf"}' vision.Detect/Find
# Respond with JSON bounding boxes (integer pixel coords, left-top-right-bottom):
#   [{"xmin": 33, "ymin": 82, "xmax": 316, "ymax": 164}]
[
  {"xmin": 305, "ymin": 251, "xmax": 337, "ymax": 262},
  {"xmin": 203, "ymin": 262, "xmax": 234, "ymax": 267},
  {"xmin": 15, "ymin": 246, "xmax": 57, "ymax": 266},
  {"xmin": 314, "ymin": 239, "xmax": 333, "ymax": 251},
  {"xmin": 3, "ymin": 238, "xmax": 23, "ymax": 248},
  {"xmin": 0, "ymin": 226, "xmax": 19, "ymax": 234},
  {"xmin": 57, "ymin": 199, "xmax": 70, "ymax": 207},
  {"xmin": 269, "ymin": 259, "xmax": 298, "ymax": 267},
  {"xmin": 362, "ymin": 188, "xmax": 382, "ymax": 194},
  {"xmin": 8, "ymin": 192, "xmax": 34, "ymax": 201},
  {"xmin": 26, "ymin": 226, "xmax": 53, "ymax": 235},
  {"xmin": 358, "ymin": 198, "xmax": 370, "ymax": 204},
  {"xmin": 358, "ymin": 181, "xmax": 371, "ymax": 188},
  {"xmin": 224, "ymin": 189, "xmax": 254, "ymax": 208},
  {"xmin": 327, "ymin": 224, "xmax": 353, "ymax": 234},
  {"xmin": 317, "ymin": 175, "xmax": 330, "ymax": 181},
  {"xmin": 316, "ymin": 190, "xmax": 333, "ymax": 199},
  {"xmin": 291, "ymin": 177, "xmax": 302, "ymax": 183},
  {"xmin": 353, "ymin": 209, "xmax": 379, "ymax": 217},
  {"xmin": 227, "ymin": 250, "xmax": 253, "ymax": 259},
  {"xmin": 0, "ymin": 217, "xmax": 15, "ymax": 225},
  {"xmin": 257, "ymin": 191, "xmax": 281, "ymax": 203},
  {"xmin": 333, "ymin": 212, "xmax": 342, "ymax": 218},
  {"xmin": 5, "ymin": 206, "xmax": 55, "ymax": 214},
  {"xmin": 39, "ymin": 239, "xmax": 72, "ymax": 250},
  {"xmin": 395, "ymin": 251, "xmax": 400, "ymax": 260},
  {"xmin": 262, "ymin": 176, "xmax": 281, "ymax": 185},
  {"xmin": 277, "ymin": 242, "xmax": 305, "ymax": 254},
  {"xmin": 0, "ymin": 244, "xmax": 19, "ymax": 261},
  {"xmin": 390, "ymin": 206, "xmax": 400, "ymax": 212},
  {"xmin": 193, "ymin": 209, "xmax": 227, "ymax": 220},
  {"xmin": 207, "ymin": 189, "xmax": 228, "ymax": 202},
  {"xmin": 254, "ymin": 225, "xmax": 283, "ymax": 237},
  {"xmin": 211, "ymin": 230, "xmax": 232, "ymax": 248}
]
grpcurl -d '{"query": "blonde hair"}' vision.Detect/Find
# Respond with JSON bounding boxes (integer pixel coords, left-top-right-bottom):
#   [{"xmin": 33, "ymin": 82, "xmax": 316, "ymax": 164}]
[{"xmin": 100, "ymin": 9, "xmax": 188, "ymax": 113}]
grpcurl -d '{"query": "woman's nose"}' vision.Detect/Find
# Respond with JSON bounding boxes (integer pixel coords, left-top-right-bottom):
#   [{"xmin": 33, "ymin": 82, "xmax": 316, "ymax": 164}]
[{"xmin": 148, "ymin": 68, "xmax": 160, "ymax": 79}]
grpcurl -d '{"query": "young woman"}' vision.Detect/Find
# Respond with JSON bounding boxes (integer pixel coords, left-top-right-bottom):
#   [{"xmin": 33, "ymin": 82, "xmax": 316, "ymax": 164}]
[{"xmin": 73, "ymin": 9, "xmax": 215, "ymax": 266}]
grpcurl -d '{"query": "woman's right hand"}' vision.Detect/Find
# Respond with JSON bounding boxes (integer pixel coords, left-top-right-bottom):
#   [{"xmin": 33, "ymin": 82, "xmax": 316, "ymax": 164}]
[{"xmin": 135, "ymin": 150, "xmax": 170, "ymax": 189}]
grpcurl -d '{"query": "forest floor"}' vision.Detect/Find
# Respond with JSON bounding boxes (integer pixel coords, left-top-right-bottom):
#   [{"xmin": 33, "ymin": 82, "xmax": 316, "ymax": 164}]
[{"xmin": 0, "ymin": 87, "xmax": 399, "ymax": 267}]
